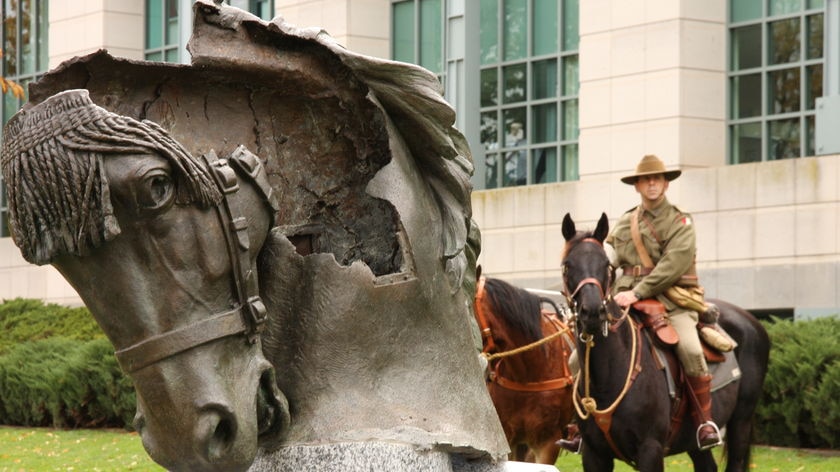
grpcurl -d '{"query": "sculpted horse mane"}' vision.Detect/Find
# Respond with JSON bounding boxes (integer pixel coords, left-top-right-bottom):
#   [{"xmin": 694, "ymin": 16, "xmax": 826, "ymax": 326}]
[{"xmin": 2, "ymin": 2, "xmax": 506, "ymax": 470}]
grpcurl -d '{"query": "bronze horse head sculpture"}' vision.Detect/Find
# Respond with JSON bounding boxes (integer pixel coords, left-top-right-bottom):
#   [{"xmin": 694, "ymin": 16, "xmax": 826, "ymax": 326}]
[{"xmin": 1, "ymin": 2, "xmax": 508, "ymax": 470}]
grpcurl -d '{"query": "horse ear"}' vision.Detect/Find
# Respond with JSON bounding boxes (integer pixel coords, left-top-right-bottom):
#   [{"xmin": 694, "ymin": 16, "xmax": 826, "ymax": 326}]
[
  {"xmin": 562, "ymin": 213, "xmax": 576, "ymax": 241},
  {"xmin": 594, "ymin": 212, "xmax": 609, "ymax": 243}
]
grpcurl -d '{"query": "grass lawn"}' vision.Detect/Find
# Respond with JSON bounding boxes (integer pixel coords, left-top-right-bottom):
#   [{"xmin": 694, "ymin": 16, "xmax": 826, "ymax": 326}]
[
  {"xmin": 555, "ymin": 446, "xmax": 840, "ymax": 471},
  {"xmin": 1, "ymin": 426, "xmax": 838, "ymax": 471},
  {"xmin": 0, "ymin": 426, "xmax": 163, "ymax": 471}
]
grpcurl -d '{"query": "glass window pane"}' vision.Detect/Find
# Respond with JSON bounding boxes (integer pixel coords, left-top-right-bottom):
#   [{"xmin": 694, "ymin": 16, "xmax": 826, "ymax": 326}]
[
  {"xmin": 806, "ymin": 64, "xmax": 822, "ymax": 110},
  {"xmin": 533, "ymin": 103, "xmax": 557, "ymax": 143},
  {"xmin": 503, "ymin": 150, "xmax": 527, "ymax": 186},
  {"xmin": 731, "ymin": 73, "xmax": 762, "ymax": 118},
  {"xmin": 485, "ymin": 153, "xmax": 500, "ymax": 189},
  {"xmin": 730, "ymin": 0, "xmax": 762, "ymax": 22},
  {"xmin": 807, "ymin": 13, "xmax": 823, "ymax": 59},
  {"xmin": 37, "ymin": 0, "xmax": 48, "ymax": 70},
  {"xmin": 805, "ymin": 115, "xmax": 815, "ymax": 156},
  {"xmin": 4, "ymin": 4, "xmax": 17, "ymax": 76},
  {"xmin": 165, "ymin": 0, "xmax": 179, "ymax": 45},
  {"xmin": 770, "ymin": 0, "xmax": 802, "ymax": 16},
  {"xmin": 145, "ymin": 51, "xmax": 163, "ymax": 62},
  {"xmin": 481, "ymin": 68, "xmax": 499, "ymax": 107},
  {"xmin": 251, "ymin": 0, "xmax": 274, "ymax": 20},
  {"xmin": 481, "ymin": 111, "xmax": 499, "ymax": 150},
  {"xmin": 392, "ymin": 1, "xmax": 415, "ymax": 62},
  {"xmin": 532, "ymin": 0, "xmax": 557, "ymax": 56},
  {"xmin": 480, "ymin": 0, "xmax": 498, "ymax": 65},
  {"xmin": 807, "ymin": 0, "xmax": 824, "ymax": 8},
  {"xmin": 731, "ymin": 24, "xmax": 761, "ymax": 70},
  {"xmin": 146, "ymin": 0, "xmax": 163, "ymax": 49},
  {"xmin": 768, "ymin": 118, "xmax": 800, "ymax": 159},
  {"xmin": 562, "ymin": 99, "xmax": 579, "ymax": 140},
  {"xmin": 503, "ymin": 63, "xmax": 527, "ymax": 103},
  {"xmin": 503, "ymin": 0, "xmax": 527, "ymax": 61},
  {"xmin": 563, "ymin": 0, "xmax": 579, "ymax": 51},
  {"xmin": 562, "ymin": 55, "xmax": 579, "ymax": 96},
  {"xmin": 532, "ymin": 59, "xmax": 557, "ymax": 99},
  {"xmin": 768, "ymin": 67, "xmax": 800, "ymax": 113},
  {"xmin": 805, "ymin": 64, "xmax": 823, "ymax": 110},
  {"xmin": 562, "ymin": 144, "xmax": 579, "ymax": 180},
  {"xmin": 419, "ymin": 0, "xmax": 442, "ymax": 73},
  {"xmin": 769, "ymin": 18, "xmax": 800, "ymax": 64},
  {"xmin": 731, "ymin": 122, "xmax": 762, "ymax": 163},
  {"xmin": 20, "ymin": 0, "xmax": 34, "ymax": 75},
  {"xmin": 532, "ymin": 147, "xmax": 557, "ymax": 183},
  {"xmin": 4, "ymin": 90, "xmax": 20, "ymax": 121},
  {"xmin": 165, "ymin": 48, "xmax": 180, "ymax": 63},
  {"xmin": 503, "ymin": 108, "xmax": 526, "ymax": 147}
]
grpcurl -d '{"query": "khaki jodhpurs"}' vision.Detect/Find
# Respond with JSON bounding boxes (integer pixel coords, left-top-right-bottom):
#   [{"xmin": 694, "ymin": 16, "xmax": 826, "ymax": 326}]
[{"xmin": 669, "ymin": 307, "xmax": 708, "ymax": 377}]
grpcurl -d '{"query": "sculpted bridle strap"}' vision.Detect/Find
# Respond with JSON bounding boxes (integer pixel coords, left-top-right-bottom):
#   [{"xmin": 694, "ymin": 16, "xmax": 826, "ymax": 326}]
[{"xmin": 115, "ymin": 147, "xmax": 278, "ymax": 373}]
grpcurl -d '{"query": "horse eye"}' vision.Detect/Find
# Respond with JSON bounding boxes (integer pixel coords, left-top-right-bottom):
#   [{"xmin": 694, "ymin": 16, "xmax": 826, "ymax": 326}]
[{"xmin": 138, "ymin": 173, "xmax": 174, "ymax": 210}]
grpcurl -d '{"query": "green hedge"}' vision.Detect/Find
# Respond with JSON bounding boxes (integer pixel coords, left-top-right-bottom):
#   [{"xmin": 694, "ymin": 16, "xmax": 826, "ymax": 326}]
[
  {"xmin": 754, "ymin": 316, "xmax": 840, "ymax": 449},
  {"xmin": 2, "ymin": 298, "xmax": 839, "ymax": 448},
  {"xmin": 0, "ymin": 298, "xmax": 135, "ymax": 428}
]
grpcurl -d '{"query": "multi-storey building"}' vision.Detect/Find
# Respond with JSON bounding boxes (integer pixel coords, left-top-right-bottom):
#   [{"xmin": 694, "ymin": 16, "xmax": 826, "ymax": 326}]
[{"xmin": 1, "ymin": 0, "xmax": 838, "ymax": 318}]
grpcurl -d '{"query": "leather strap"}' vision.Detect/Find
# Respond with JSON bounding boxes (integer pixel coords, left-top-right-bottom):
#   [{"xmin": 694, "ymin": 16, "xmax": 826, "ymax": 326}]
[{"xmin": 630, "ymin": 207, "xmax": 655, "ymax": 270}]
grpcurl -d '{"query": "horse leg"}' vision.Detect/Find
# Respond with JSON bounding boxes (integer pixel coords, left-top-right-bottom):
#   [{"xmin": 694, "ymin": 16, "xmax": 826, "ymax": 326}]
[
  {"xmin": 635, "ymin": 438, "xmax": 665, "ymax": 472},
  {"xmin": 580, "ymin": 442, "xmax": 614, "ymax": 472},
  {"xmin": 722, "ymin": 414, "xmax": 756, "ymax": 472},
  {"xmin": 688, "ymin": 448, "xmax": 718, "ymax": 472},
  {"xmin": 532, "ymin": 441, "xmax": 560, "ymax": 465}
]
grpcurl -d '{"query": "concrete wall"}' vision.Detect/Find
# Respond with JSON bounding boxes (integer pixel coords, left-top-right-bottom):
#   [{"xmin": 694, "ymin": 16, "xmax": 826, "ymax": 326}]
[
  {"xmin": 578, "ymin": 0, "xmax": 727, "ymax": 180},
  {"xmin": 276, "ymin": 0, "xmax": 390, "ymax": 58},
  {"xmin": 49, "ymin": 0, "xmax": 144, "ymax": 67},
  {"xmin": 473, "ymin": 154, "xmax": 840, "ymax": 317}
]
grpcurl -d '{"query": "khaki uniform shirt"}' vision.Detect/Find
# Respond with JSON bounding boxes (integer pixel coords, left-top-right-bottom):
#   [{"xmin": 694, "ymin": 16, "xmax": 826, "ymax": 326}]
[{"xmin": 606, "ymin": 198, "xmax": 696, "ymax": 309}]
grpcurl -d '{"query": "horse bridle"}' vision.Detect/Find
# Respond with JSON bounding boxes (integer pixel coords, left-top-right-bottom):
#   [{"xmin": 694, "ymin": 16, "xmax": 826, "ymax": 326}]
[
  {"xmin": 115, "ymin": 147, "xmax": 279, "ymax": 374},
  {"xmin": 562, "ymin": 237, "xmax": 623, "ymax": 339}
]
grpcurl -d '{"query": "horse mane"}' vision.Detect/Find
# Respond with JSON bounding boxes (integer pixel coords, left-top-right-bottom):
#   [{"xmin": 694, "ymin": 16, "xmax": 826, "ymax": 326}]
[
  {"xmin": 255, "ymin": 7, "xmax": 476, "ymax": 291},
  {"xmin": 1, "ymin": 89, "xmax": 222, "ymax": 265},
  {"xmin": 482, "ymin": 277, "xmax": 544, "ymax": 344}
]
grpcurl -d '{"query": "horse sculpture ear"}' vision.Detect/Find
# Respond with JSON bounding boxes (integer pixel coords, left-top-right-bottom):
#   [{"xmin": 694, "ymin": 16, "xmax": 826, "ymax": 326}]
[
  {"xmin": 594, "ymin": 212, "xmax": 609, "ymax": 243},
  {"xmin": 561, "ymin": 213, "xmax": 576, "ymax": 242}
]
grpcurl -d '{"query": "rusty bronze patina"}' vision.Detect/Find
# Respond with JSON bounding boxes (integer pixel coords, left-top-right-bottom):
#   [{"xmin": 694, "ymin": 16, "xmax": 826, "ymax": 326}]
[{"xmin": 1, "ymin": 1, "xmax": 507, "ymax": 471}]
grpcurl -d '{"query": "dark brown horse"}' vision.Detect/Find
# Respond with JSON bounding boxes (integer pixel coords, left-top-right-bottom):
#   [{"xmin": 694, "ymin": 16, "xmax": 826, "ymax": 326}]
[
  {"xmin": 474, "ymin": 273, "xmax": 576, "ymax": 464},
  {"xmin": 560, "ymin": 213, "xmax": 770, "ymax": 472}
]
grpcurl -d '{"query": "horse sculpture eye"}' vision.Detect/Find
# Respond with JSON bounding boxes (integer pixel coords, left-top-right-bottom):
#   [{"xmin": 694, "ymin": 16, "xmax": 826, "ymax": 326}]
[{"xmin": 139, "ymin": 173, "xmax": 174, "ymax": 210}]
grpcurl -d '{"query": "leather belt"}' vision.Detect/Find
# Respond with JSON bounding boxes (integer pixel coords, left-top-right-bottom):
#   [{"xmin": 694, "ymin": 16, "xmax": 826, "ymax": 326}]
[{"xmin": 620, "ymin": 265, "xmax": 653, "ymax": 277}]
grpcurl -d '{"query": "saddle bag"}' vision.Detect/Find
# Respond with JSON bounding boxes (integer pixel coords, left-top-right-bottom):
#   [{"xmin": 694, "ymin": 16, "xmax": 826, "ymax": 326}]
[
  {"xmin": 664, "ymin": 285, "xmax": 720, "ymax": 324},
  {"xmin": 633, "ymin": 299, "xmax": 678, "ymax": 346}
]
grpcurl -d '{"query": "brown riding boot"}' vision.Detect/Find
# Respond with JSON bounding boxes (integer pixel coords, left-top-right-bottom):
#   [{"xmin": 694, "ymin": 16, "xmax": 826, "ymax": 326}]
[
  {"xmin": 686, "ymin": 374, "xmax": 723, "ymax": 450},
  {"xmin": 556, "ymin": 423, "xmax": 581, "ymax": 453}
]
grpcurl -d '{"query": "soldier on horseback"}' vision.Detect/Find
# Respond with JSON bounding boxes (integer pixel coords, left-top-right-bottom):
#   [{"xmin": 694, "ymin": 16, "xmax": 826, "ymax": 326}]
[{"xmin": 559, "ymin": 154, "xmax": 722, "ymax": 453}]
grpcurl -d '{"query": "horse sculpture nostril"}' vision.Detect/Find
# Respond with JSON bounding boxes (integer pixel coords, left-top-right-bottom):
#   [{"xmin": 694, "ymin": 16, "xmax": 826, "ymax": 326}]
[{"xmin": 198, "ymin": 406, "xmax": 238, "ymax": 463}]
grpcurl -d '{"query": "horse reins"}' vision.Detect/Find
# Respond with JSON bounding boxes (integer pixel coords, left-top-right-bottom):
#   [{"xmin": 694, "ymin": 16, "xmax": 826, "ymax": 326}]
[
  {"xmin": 475, "ymin": 276, "xmax": 574, "ymax": 392},
  {"xmin": 115, "ymin": 147, "xmax": 279, "ymax": 374}
]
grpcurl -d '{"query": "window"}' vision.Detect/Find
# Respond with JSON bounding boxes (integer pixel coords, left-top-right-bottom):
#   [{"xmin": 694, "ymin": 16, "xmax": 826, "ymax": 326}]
[
  {"xmin": 480, "ymin": 0, "xmax": 579, "ymax": 188},
  {"xmin": 1, "ymin": 0, "xmax": 49, "ymax": 238},
  {"xmin": 391, "ymin": 0, "xmax": 444, "ymax": 77},
  {"xmin": 145, "ymin": 0, "xmax": 275, "ymax": 63},
  {"xmin": 729, "ymin": 0, "xmax": 824, "ymax": 163}
]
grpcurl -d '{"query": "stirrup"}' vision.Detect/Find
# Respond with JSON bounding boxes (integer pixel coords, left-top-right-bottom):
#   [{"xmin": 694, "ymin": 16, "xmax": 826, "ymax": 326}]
[{"xmin": 696, "ymin": 421, "xmax": 723, "ymax": 450}]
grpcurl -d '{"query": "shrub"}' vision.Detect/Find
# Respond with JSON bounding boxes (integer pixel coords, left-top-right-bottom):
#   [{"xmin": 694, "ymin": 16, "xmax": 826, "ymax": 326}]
[
  {"xmin": 0, "ymin": 298, "xmax": 135, "ymax": 428},
  {"xmin": 754, "ymin": 316, "xmax": 840, "ymax": 448},
  {"xmin": 0, "ymin": 298, "xmax": 104, "ymax": 355},
  {"xmin": 0, "ymin": 338, "xmax": 135, "ymax": 428}
]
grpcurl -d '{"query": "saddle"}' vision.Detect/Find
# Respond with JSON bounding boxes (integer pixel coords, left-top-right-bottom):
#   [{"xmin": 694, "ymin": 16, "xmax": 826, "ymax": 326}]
[{"xmin": 632, "ymin": 299, "xmax": 735, "ymax": 362}]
